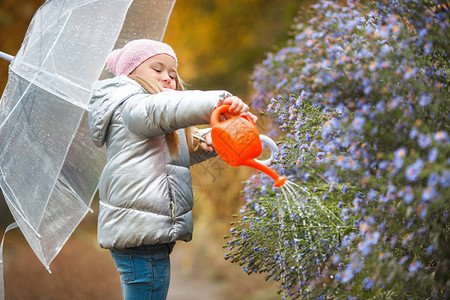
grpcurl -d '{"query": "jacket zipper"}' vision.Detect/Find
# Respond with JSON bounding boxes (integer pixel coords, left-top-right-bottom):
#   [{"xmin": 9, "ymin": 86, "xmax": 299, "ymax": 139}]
[{"xmin": 167, "ymin": 179, "xmax": 176, "ymax": 221}]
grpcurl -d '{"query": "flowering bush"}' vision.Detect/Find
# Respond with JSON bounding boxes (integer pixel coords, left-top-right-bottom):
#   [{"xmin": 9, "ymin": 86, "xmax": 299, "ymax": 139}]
[{"xmin": 225, "ymin": 0, "xmax": 449, "ymax": 299}]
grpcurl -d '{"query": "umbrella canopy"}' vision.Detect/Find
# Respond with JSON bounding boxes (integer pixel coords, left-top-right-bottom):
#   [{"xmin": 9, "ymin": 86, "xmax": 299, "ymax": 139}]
[{"xmin": 0, "ymin": 0, "xmax": 176, "ymax": 271}]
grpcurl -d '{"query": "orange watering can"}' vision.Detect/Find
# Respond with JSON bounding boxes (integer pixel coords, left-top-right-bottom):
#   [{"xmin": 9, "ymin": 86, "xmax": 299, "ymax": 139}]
[{"xmin": 210, "ymin": 105, "xmax": 287, "ymax": 187}]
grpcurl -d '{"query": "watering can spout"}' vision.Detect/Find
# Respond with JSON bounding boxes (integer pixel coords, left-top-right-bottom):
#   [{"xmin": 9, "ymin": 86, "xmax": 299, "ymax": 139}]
[
  {"xmin": 241, "ymin": 159, "xmax": 287, "ymax": 187},
  {"xmin": 210, "ymin": 105, "xmax": 287, "ymax": 187}
]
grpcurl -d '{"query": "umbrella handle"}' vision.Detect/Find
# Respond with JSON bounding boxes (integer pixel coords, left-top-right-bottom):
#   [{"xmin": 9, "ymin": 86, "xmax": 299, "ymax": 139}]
[{"xmin": 0, "ymin": 51, "xmax": 13, "ymax": 62}]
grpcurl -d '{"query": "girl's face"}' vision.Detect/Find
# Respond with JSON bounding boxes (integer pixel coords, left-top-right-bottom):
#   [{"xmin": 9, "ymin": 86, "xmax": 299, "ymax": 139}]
[{"xmin": 132, "ymin": 54, "xmax": 177, "ymax": 90}]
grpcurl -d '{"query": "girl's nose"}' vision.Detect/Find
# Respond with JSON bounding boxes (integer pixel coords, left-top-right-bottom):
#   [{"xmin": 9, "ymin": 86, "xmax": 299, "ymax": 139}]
[
  {"xmin": 160, "ymin": 73, "xmax": 173, "ymax": 89},
  {"xmin": 161, "ymin": 73, "xmax": 172, "ymax": 83}
]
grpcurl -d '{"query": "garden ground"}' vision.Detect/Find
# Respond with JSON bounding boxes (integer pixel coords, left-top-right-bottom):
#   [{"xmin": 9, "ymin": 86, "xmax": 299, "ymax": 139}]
[{"xmin": 2, "ymin": 212, "xmax": 280, "ymax": 300}]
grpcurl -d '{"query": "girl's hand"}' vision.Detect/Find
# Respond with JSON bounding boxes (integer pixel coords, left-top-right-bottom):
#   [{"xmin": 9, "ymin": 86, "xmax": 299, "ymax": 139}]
[
  {"xmin": 199, "ymin": 132, "xmax": 214, "ymax": 152},
  {"xmin": 222, "ymin": 96, "xmax": 258, "ymax": 123}
]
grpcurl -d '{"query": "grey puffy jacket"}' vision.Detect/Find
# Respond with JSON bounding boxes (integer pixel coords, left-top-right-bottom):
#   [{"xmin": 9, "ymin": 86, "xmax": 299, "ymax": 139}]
[{"xmin": 88, "ymin": 75, "xmax": 229, "ymax": 249}]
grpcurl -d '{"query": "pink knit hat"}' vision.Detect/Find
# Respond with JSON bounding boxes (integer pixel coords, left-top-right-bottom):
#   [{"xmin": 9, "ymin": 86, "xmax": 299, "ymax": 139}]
[{"xmin": 106, "ymin": 39, "xmax": 178, "ymax": 76}]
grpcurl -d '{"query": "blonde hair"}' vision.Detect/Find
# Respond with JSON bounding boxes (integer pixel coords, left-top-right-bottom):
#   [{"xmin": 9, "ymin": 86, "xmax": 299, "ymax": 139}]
[{"xmin": 128, "ymin": 74, "xmax": 201, "ymax": 158}]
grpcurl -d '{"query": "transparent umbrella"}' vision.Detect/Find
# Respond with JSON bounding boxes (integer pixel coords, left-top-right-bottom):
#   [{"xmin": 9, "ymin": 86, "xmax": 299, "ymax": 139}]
[{"xmin": 0, "ymin": 0, "xmax": 176, "ymax": 272}]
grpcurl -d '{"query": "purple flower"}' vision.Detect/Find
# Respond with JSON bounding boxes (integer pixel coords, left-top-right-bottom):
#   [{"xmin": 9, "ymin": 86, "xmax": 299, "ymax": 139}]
[
  {"xmin": 393, "ymin": 147, "xmax": 407, "ymax": 169},
  {"xmin": 342, "ymin": 232, "xmax": 356, "ymax": 247},
  {"xmin": 409, "ymin": 127, "xmax": 418, "ymax": 139},
  {"xmin": 367, "ymin": 231, "xmax": 380, "ymax": 244},
  {"xmin": 376, "ymin": 100, "xmax": 385, "ymax": 112},
  {"xmin": 332, "ymin": 254, "xmax": 340, "ymax": 264},
  {"xmin": 403, "ymin": 185, "xmax": 414, "ymax": 203},
  {"xmin": 351, "ymin": 116, "xmax": 366, "ymax": 131},
  {"xmin": 408, "ymin": 261, "xmax": 423, "ymax": 273},
  {"xmin": 362, "ymin": 277, "xmax": 374, "ymax": 290},
  {"xmin": 417, "ymin": 203, "xmax": 428, "ymax": 219},
  {"xmin": 404, "ymin": 67, "xmax": 417, "ymax": 80},
  {"xmin": 418, "ymin": 133, "xmax": 432, "ymax": 149},
  {"xmin": 440, "ymin": 170, "xmax": 450, "ymax": 188},
  {"xmin": 418, "ymin": 93, "xmax": 431, "ymax": 106},
  {"xmin": 422, "ymin": 187, "xmax": 437, "ymax": 202},
  {"xmin": 390, "ymin": 236, "xmax": 397, "ymax": 248},
  {"xmin": 379, "ymin": 161, "xmax": 388, "ymax": 170},
  {"xmin": 342, "ymin": 184, "xmax": 348, "ymax": 194},
  {"xmin": 394, "ymin": 147, "xmax": 407, "ymax": 159},
  {"xmin": 300, "ymin": 90, "xmax": 309, "ymax": 99},
  {"xmin": 378, "ymin": 221, "xmax": 386, "ymax": 232},
  {"xmin": 371, "ymin": 126, "xmax": 378, "ymax": 135},
  {"xmin": 358, "ymin": 231, "xmax": 380, "ymax": 256},
  {"xmin": 402, "ymin": 233, "xmax": 414, "ymax": 246},
  {"xmin": 367, "ymin": 189, "xmax": 377, "ymax": 201},
  {"xmin": 424, "ymin": 42, "xmax": 432, "ymax": 54},
  {"xmin": 388, "ymin": 96, "xmax": 401, "ymax": 110},
  {"xmin": 322, "ymin": 123, "xmax": 333, "ymax": 139},
  {"xmin": 399, "ymin": 255, "xmax": 409, "ymax": 265},
  {"xmin": 317, "ymin": 152, "xmax": 326, "ymax": 161},
  {"xmin": 428, "ymin": 147, "xmax": 439, "ymax": 162},
  {"xmin": 358, "ymin": 241, "xmax": 372, "ymax": 256},
  {"xmin": 427, "ymin": 173, "xmax": 440, "ymax": 186},
  {"xmin": 434, "ymin": 131, "xmax": 449, "ymax": 144},
  {"xmin": 341, "ymin": 264, "xmax": 356, "ymax": 283},
  {"xmin": 330, "ymin": 117, "xmax": 341, "ymax": 129},
  {"xmin": 380, "ymin": 44, "xmax": 392, "ymax": 56},
  {"xmin": 405, "ymin": 159, "xmax": 424, "ymax": 181},
  {"xmin": 304, "ymin": 172, "xmax": 311, "ymax": 181}
]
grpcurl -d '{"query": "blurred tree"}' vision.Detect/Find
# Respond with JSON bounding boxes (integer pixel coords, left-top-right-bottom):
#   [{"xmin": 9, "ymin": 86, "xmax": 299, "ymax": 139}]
[{"xmin": 165, "ymin": 0, "xmax": 314, "ymax": 97}]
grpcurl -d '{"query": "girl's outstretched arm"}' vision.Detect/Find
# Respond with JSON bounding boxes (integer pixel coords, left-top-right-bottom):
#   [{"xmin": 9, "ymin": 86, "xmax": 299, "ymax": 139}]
[{"xmin": 121, "ymin": 90, "xmax": 230, "ymax": 138}]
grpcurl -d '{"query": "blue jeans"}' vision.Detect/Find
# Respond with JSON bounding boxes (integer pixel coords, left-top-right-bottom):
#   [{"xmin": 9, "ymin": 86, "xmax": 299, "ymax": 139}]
[{"xmin": 110, "ymin": 243, "xmax": 174, "ymax": 300}]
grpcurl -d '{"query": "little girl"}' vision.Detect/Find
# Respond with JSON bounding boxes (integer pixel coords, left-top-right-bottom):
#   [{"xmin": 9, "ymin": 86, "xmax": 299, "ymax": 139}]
[{"xmin": 88, "ymin": 39, "xmax": 256, "ymax": 300}]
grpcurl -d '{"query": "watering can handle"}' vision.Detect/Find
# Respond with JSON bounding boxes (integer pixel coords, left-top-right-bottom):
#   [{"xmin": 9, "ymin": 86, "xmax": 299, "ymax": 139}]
[
  {"xmin": 255, "ymin": 134, "xmax": 279, "ymax": 166},
  {"xmin": 210, "ymin": 104, "xmax": 254, "ymax": 126}
]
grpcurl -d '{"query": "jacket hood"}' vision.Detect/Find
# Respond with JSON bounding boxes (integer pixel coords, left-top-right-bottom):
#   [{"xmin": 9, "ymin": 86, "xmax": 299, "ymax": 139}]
[{"xmin": 88, "ymin": 75, "xmax": 142, "ymax": 147}]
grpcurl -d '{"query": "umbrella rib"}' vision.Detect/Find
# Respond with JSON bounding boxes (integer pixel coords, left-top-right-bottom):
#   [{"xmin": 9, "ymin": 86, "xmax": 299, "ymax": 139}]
[
  {"xmin": 0, "ymin": 80, "xmax": 38, "ymax": 157},
  {"xmin": 0, "ymin": 67, "xmax": 89, "ymax": 134},
  {"xmin": 0, "ymin": 75, "xmax": 35, "ymax": 132},
  {"xmin": 159, "ymin": 0, "xmax": 177, "ymax": 41},
  {"xmin": 30, "ymin": 0, "xmax": 101, "ymax": 42},
  {"xmin": 10, "ymin": 65, "xmax": 90, "ymax": 108},
  {"xmin": 33, "ymin": 8, "xmax": 89, "ymax": 108},
  {"xmin": 35, "ymin": 111, "xmax": 92, "ymax": 231}
]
